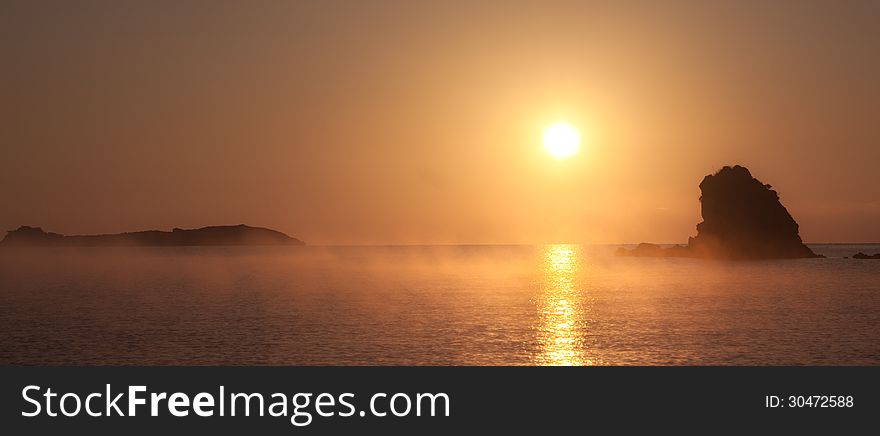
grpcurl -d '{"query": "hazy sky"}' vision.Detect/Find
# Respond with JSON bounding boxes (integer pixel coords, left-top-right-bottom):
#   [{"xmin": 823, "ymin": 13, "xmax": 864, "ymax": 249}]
[{"xmin": 2, "ymin": 1, "xmax": 878, "ymax": 244}]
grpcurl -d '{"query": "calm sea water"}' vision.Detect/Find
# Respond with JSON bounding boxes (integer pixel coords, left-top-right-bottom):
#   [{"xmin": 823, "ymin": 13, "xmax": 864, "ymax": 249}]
[{"xmin": 1, "ymin": 244, "xmax": 878, "ymax": 365}]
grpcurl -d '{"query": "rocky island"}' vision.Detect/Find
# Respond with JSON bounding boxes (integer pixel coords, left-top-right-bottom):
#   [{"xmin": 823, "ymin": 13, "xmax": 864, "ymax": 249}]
[
  {"xmin": 617, "ymin": 165, "xmax": 821, "ymax": 259},
  {"xmin": 0, "ymin": 224, "xmax": 305, "ymax": 247}
]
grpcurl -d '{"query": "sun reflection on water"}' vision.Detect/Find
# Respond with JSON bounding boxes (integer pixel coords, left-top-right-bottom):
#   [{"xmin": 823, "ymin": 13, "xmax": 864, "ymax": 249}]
[{"xmin": 535, "ymin": 244, "xmax": 590, "ymax": 366}]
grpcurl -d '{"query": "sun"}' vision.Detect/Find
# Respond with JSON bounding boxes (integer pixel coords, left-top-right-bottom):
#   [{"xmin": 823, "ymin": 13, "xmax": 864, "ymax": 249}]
[{"xmin": 542, "ymin": 122, "xmax": 580, "ymax": 159}]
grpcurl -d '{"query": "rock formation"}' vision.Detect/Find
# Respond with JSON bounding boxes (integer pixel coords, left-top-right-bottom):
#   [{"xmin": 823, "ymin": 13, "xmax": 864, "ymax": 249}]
[
  {"xmin": 618, "ymin": 165, "xmax": 820, "ymax": 259},
  {"xmin": 852, "ymin": 252, "xmax": 880, "ymax": 259},
  {"xmin": 0, "ymin": 224, "xmax": 305, "ymax": 247}
]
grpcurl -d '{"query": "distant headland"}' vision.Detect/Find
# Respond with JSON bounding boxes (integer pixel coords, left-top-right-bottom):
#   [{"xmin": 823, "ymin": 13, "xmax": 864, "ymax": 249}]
[
  {"xmin": 0, "ymin": 225, "xmax": 305, "ymax": 247},
  {"xmin": 617, "ymin": 165, "xmax": 821, "ymax": 260}
]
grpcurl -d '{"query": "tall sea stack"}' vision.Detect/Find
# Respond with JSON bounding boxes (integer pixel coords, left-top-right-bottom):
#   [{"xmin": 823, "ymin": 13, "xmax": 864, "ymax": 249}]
[
  {"xmin": 687, "ymin": 165, "xmax": 817, "ymax": 259},
  {"xmin": 617, "ymin": 165, "xmax": 820, "ymax": 259}
]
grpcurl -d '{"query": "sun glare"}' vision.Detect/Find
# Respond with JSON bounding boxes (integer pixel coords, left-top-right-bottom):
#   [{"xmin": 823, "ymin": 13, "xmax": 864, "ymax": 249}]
[{"xmin": 542, "ymin": 122, "xmax": 580, "ymax": 159}]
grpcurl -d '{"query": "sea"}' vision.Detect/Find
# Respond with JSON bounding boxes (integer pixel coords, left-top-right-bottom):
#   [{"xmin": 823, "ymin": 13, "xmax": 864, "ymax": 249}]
[{"xmin": 1, "ymin": 244, "xmax": 878, "ymax": 365}]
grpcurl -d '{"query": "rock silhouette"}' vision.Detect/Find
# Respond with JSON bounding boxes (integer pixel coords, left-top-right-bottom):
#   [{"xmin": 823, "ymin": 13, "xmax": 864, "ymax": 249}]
[
  {"xmin": 852, "ymin": 252, "xmax": 880, "ymax": 259},
  {"xmin": 618, "ymin": 165, "xmax": 820, "ymax": 259},
  {"xmin": 0, "ymin": 224, "xmax": 305, "ymax": 247}
]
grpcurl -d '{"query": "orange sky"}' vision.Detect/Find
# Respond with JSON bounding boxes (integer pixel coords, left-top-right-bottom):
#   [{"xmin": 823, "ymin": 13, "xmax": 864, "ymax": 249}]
[{"xmin": 2, "ymin": 1, "xmax": 878, "ymax": 244}]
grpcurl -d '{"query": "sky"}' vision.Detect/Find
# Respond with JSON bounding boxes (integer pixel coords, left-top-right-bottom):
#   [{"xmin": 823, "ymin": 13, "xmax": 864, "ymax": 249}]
[{"xmin": 2, "ymin": 0, "xmax": 878, "ymax": 244}]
